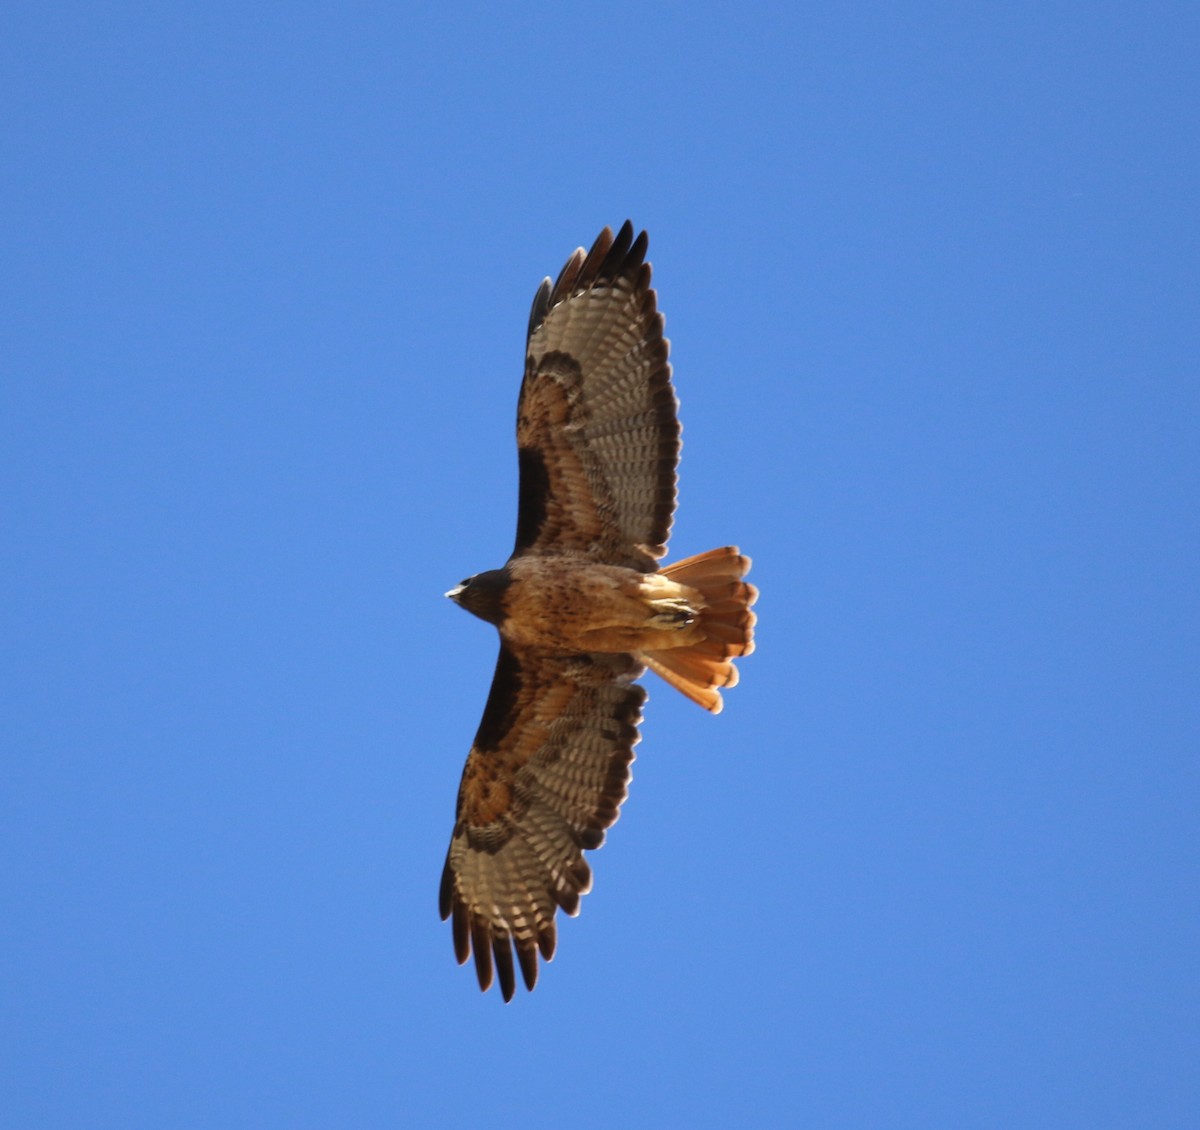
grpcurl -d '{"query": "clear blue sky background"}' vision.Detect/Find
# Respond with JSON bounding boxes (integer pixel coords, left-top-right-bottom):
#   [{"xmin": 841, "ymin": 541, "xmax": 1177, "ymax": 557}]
[{"xmin": 3, "ymin": 4, "xmax": 1197, "ymax": 1128}]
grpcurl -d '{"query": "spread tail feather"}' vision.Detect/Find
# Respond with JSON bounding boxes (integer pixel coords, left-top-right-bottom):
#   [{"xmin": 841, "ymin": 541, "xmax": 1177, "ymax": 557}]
[{"xmin": 639, "ymin": 547, "xmax": 757, "ymax": 713}]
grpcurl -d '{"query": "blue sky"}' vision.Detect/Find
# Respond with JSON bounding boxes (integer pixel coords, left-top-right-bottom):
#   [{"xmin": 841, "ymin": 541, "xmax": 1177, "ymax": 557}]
[{"xmin": 3, "ymin": 4, "xmax": 1197, "ymax": 1127}]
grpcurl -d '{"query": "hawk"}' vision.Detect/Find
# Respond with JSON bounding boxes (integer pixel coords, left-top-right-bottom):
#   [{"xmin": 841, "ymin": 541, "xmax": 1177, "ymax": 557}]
[{"xmin": 440, "ymin": 222, "xmax": 757, "ymax": 1000}]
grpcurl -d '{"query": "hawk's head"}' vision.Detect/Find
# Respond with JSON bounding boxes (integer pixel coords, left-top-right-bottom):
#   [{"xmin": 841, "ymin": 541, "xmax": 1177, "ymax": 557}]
[{"xmin": 445, "ymin": 568, "xmax": 510, "ymax": 627}]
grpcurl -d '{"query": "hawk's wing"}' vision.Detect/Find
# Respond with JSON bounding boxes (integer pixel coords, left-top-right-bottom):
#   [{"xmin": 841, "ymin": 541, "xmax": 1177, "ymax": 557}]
[
  {"xmin": 439, "ymin": 645, "xmax": 645, "ymax": 1001},
  {"xmin": 514, "ymin": 222, "xmax": 680, "ymax": 570}
]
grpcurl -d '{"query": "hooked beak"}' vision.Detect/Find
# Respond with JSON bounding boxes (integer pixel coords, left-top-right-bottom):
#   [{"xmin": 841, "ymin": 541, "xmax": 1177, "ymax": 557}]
[{"xmin": 444, "ymin": 583, "xmax": 465, "ymax": 601}]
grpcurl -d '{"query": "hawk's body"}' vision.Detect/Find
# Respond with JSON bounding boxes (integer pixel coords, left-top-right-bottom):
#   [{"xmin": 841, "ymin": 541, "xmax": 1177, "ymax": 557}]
[
  {"xmin": 441, "ymin": 223, "xmax": 756, "ymax": 1000},
  {"xmin": 460, "ymin": 556, "xmax": 709, "ymax": 653}
]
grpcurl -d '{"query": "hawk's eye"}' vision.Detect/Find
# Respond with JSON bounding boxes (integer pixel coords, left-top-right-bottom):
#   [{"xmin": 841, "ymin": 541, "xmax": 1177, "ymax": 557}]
[{"xmin": 460, "ymin": 578, "xmax": 471, "ymax": 588}]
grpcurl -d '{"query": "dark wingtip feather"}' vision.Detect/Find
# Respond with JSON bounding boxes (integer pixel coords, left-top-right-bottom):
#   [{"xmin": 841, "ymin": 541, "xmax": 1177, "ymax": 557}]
[
  {"xmin": 438, "ymin": 851, "xmax": 455, "ymax": 920},
  {"xmin": 493, "ymin": 935, "xmax": 516, "ymax": 1002},
  {"xmin": 573, "ymin": 225, "xmax": 614, "ymax": 295},
  {"xmin": 628, "ymin": 227, "xmax": 649, "ymax": 271},
  {"xmin": 527, "ymin": 276, "xmax": 552, "ymax": 338},
  {"xmin": 537, "ymin": 246, "xmax": 588, "ymax": 333},
  {"xmin": 451, "ymin": 901, "xmax": 470, "ymax": 965},
  {"xmin": 471, "ymin": 921, "xmax": 494, "ymax": 992},
  {"xmin": 516, "ymin": 939, "xmax": 539, "ymax": 992},
  {"xmin": 556, "ymin": 888, "xmax": 580, "ymax": 916},
  {"xmin": 596, "ymin": 220, "xmax": 635, "ymax": 282}
]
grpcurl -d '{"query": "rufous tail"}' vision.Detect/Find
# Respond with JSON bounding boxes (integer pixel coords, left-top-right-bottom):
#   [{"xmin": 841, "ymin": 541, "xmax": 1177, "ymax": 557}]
[{"xmin": 639, "ymin": 546, "xmax": 757, "ymax": 713}]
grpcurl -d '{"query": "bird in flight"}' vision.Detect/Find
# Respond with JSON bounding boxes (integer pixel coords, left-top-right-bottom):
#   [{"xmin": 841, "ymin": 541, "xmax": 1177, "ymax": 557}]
[{"xmin": 440, "ymin": 222, "xmax": 757, "ymax": 1000}]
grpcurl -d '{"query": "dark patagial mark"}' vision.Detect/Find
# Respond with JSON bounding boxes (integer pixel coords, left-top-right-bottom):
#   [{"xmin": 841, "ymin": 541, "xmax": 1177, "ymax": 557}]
[
  {"xmin": 513, "ymin": 445, "xmax": 550, "ymax": 553},
  {"xmin": 472, "ymin": 644, "xmax": 524, "ymax": 752}
]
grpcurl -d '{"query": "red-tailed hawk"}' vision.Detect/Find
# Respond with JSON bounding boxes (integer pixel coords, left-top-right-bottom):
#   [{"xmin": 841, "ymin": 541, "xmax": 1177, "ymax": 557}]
[{"xmin": 440, "ymin": 222, "xmax": 757, "ymax": 1000}]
